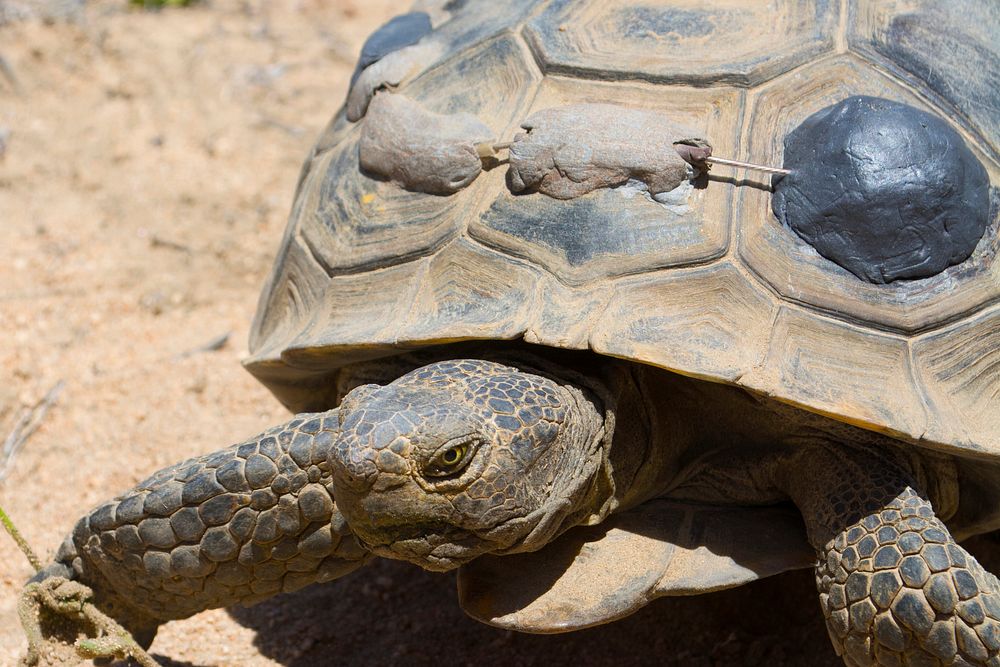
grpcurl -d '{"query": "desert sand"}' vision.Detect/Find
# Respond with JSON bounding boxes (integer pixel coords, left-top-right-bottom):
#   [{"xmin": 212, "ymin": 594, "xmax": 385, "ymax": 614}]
[{"xmin": 3, "ymin": 2, "xmax": 994, "ymax": 665}]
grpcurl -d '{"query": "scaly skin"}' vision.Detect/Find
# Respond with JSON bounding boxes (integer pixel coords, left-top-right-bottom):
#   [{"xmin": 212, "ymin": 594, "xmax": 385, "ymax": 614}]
[
  {"xmin": 329, "ymin": 358, "xmax": 609, "ymax": 570},
  {"xmin": 783, "ymin": 445, "xmax": 1000, "ymax": 666},
  {"xmin": 36, "ymin": 410, "xmax": 369, "ymax": 643},
  {"xmin": 32, "ymin": 357, "xmax": 1000, "ymax": 666}
]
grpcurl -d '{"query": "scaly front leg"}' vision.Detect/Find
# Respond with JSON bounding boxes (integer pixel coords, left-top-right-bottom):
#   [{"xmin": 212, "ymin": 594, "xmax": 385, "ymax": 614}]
[
  {"xmin": 785, "ymin": 444, "xmax": 1000, "ymax": 666},
  {"xmin": 30, "ymin": 410, "xmax": 370, "ymax": 648}
]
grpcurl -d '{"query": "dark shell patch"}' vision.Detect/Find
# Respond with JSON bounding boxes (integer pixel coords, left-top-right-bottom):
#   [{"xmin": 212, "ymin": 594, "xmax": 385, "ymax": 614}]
[
  {"xmin": 350, "ymin": 12, "xmax": 433, "ymax": 88},
  {"xmin": 772, "ymin": 95, "xmax": 990, "ymax": 284}
]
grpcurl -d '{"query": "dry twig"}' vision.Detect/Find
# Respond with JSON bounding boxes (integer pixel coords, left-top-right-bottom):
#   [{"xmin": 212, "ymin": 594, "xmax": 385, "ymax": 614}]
[
  {"xmin": 0, "ymin": 52, "xmax": 19, "ymax": 91},
  {"xmin": 1, "ymin": 499, "xmax": 160, "ymax": 665},
  {"xmin": 177, "ymin": 330, "xmax": 231, "ymax": 358},
  {"xmin": 150, "ymin": 234, "xmax": 192, "ymax": 253},
  {"xmin": 1, "ymin": 380, "xmax": 65, "ymax": 483}
]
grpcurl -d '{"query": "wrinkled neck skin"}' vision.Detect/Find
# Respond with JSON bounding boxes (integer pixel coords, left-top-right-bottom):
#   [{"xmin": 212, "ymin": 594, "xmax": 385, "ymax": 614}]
[{"xmin": 327, "ymin": 352, "xmax": 661, "ymax": 572}]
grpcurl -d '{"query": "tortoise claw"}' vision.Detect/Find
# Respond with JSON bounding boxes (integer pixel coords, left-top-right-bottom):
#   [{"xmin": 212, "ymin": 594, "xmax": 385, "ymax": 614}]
[
  {"xmin": 32, "ymin": 577, "xmax": 93, "ymax": 618},
  {"xmin": 18, "ymin": 576, "xmax": 161, "ymax": 667}
]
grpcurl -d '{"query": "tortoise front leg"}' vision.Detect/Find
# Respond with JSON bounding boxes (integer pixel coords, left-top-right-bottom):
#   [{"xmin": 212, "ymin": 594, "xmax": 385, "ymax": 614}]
[
  {"xmin": 31, "ymin": 410, "xmax": 370, "ymax": 647},
  {"xmin": 785, "ymin": 445, "xmax": 1000, "ymax": 666}
]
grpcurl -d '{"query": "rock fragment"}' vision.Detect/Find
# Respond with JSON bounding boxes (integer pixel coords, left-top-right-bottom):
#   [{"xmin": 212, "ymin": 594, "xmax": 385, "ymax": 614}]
[
  {"xmin": 508, "ymin": 103, "xmax": 709, "ymax": 200},
  {"xmin": 359, "ymin": 92, "xmax": 494, "ymax": 195},
  {"xmin": 346, "ymin": 41, "xmax": 444, "ymax": 122},
  {"xmin": 350, "ymin": 12, "xmax": 433, "ymax": 88}
]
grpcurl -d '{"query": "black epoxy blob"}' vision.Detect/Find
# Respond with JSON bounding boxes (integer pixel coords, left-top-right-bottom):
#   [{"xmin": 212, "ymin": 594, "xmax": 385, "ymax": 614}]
[
  {"xmin": 350, "ymin": 12, "xmax": 433, "ymax": 87},
  {"xmin": 772, "ymin": 96, "xmax": 990, "ymax": 284}
]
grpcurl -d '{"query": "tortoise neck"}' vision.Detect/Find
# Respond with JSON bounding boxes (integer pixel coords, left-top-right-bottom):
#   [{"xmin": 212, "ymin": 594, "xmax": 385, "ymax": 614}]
[
  {"xmin": 470, "ymin": 351, "xmax": 654, "ymax": 542},
  {"xmin": 482, "ymin": 351, "xmax": 662, "ymax": 520}
]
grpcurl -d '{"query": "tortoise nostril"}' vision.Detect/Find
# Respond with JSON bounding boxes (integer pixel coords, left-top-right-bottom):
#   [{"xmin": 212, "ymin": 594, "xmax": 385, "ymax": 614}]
[
  {"xmin": 328, "ymin": 440, "xmax": 379, "ymax": 492},
  {"xmin": 331, "ymin": 461, "xmax": 373, "ymax": 493}
]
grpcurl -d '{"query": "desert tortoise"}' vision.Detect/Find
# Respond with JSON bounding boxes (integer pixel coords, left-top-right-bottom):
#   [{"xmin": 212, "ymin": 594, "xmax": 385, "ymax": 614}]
[{"xmin": 31, "ymin": 1, "xmax": 1000, "ymax": 665}]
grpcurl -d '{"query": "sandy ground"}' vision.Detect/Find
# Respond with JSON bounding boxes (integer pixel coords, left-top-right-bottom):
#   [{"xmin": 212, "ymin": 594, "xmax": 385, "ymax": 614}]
[{"xmin": 0, "ymin": 2, "xmax": 996, "ymax": 666}]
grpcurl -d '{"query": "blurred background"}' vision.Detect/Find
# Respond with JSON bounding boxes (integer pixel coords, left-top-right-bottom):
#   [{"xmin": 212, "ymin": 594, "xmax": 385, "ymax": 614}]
[{"xmin": 0, "ymin": 2, "xmax": 992, "ymax": 665}]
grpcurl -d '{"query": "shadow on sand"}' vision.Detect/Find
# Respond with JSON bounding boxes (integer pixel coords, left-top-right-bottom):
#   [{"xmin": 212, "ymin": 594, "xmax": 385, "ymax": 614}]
[
  {"xmin": 225, "ymin": 532, "xmax": 1000, "ymax": 666},
  {"xmin": 228, "ymin": 559, "xmax": 835, "ymax": 666}
]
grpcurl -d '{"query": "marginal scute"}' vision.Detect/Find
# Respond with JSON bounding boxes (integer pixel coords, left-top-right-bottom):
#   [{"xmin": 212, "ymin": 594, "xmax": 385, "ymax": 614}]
[
  {"xmin": 912, "ymin": 306, "xmax": 1000, "ymax": 453},
  {"xmin": 741, "ymin": 307, "xmax": 928, "ymax": 443},
  {"xmin": 738, "ymin": 55, "xmax": 1000, "ymax": 333},
  {"xmin": 278, "ymin": 259, "xmax": 431, "ymax": 370},
  {"xmin": 591, "ymin": 263, "xmax": 775, "ymax": 383},
  {"xmin": 525, "ymin": 0, "xmax": 837, "ymax": 86},
  {"xmin": 397, "ymin": 239, "xmax": 540, "ymax": 343},
  {"xmin": 248, "ymin": 233, "xmax": 332, "ymax": 364},
  {"xmin": 522, "ymin": 279, "xmax": 612, "ymax": 351}
]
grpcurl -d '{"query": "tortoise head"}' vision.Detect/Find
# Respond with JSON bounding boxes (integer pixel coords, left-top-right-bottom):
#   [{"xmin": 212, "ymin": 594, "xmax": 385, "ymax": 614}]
[{"xmin": 328, "ymin": 359, "xmax": 607, "ymax": 571}]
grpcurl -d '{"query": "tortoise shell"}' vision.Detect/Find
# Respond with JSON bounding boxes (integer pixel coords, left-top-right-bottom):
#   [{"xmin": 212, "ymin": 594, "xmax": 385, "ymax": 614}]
[{"xmin": 245, "ymin": 0, "xmax": 1000, "ymax": 457}]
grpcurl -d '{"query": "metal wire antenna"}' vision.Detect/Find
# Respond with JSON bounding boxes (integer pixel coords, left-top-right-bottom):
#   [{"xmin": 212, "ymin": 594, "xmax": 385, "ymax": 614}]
[
  {"xmin": 702, "ymin": 156, "xmax": 791, "ymax": 176},
  {"xmin": 478, "ymin": 141, "xmax": 792, "ymax": 176}
]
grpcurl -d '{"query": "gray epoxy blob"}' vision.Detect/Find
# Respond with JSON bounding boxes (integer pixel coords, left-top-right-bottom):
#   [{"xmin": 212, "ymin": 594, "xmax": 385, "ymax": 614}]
[{"xmin": 771, "ymin": 95, "xmax": 990, "ymax": 284}]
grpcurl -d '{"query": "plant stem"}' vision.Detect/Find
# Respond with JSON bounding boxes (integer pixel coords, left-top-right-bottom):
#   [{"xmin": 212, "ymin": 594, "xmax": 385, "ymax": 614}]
[{"xmin": 0, "ymin": 502, "xmax": 41, "ymax": 572}]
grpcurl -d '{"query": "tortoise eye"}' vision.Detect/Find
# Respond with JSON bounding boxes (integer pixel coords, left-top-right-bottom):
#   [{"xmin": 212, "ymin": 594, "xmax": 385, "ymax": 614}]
[
  {"xmin": 441, "ymin": 445, "xmax": 465, "ymax": 465},
  {"xmin": 426, "ymin": 441, "xmax": 474, "ymax": 477}
]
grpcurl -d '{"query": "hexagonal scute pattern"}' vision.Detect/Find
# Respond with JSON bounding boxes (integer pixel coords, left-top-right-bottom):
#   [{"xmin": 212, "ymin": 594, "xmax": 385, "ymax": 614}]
[
  {"xmin": 249, "ymin": 0, "xmax": 1000, "ymax": 460},
  {"xmin": 254, "ymin": 31, "xmax": 530, "ymax": 361},
  {"xmin": 849, "ymin": 0, "xmax": 1000, "ymax": 161},
  {"xmin": 471, "ymin": 77, "xmax": 743, "ymax": 285},
  {"xmin": 738, "ymin": 55, "xmax": 1000, "ymax": 333},
  {"xmin": 295, "ymin": 34, "xmax": 540, "ymax": 278},
  {"xmin": 525, "ymin": 0, "xmax": 838, "ymax": 86}
]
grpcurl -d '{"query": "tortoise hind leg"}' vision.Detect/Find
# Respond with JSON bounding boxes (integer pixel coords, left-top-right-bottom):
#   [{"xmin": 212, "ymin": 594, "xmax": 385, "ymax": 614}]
[{"xmin": 784, "ymin": 445, "xmax": 1000, "ymax": 666}]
